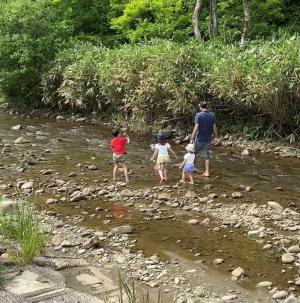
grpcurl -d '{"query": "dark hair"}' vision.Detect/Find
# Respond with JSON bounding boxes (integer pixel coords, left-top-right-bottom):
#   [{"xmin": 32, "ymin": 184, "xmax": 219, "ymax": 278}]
[
  {"xmin": 112, "ymin": 128, "xmax": 120, "ymax": 137},
  {"xmin": 199, "ymin": 101, "xmax": 208, "ymax": 109},
  {"xmin": 157, "ymin": 132, "xmax": 166, "ymax": 145}
]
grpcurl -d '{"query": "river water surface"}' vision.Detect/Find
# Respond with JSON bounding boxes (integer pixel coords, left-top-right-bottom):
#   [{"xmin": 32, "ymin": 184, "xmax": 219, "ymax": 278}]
[{"xmin": 0, "ymin": 111, "xmax": 300, "ymax": 294}]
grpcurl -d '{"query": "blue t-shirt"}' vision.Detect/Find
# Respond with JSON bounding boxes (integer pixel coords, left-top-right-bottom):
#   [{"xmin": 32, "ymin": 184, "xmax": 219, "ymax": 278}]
[{"xmin": 194, "ymin": 111, "xmax": 216, "ymax": 142}]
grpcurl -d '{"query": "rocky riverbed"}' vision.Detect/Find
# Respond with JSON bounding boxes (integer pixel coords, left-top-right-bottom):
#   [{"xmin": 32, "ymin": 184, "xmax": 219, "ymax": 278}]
[{"xmin": 0, "ymin": 110, "xmax": 300, "ymax": 302}]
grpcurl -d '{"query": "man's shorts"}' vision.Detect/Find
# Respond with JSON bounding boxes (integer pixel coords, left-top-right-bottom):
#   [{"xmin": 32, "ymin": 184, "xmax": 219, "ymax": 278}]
[
  {"xmin": 113, "ymin": 153, "xmax": 126, "ymax": 165},
  {"xmin": 195, "ymin": 141, "xmax": 211, "ymax": 160}
]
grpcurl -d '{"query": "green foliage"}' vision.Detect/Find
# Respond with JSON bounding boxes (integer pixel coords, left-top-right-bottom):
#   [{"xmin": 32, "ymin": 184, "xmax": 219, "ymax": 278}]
[
  {"xmin": 111, "ymin": 0, "xmax": 193, "ymax": 42},
  {"xmin": 0, "ymin": 199, "xmax": 46, "ymax": 265},
  {"xmin": 0, "ymin": 0, "xmax": 72, "ymax": 105},
  {"xmin": 42, "ymin": 36, "xmax": 300, "ymax": 137}
]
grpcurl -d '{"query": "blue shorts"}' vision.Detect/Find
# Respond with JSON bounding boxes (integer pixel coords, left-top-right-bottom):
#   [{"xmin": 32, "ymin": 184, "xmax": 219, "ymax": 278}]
[
  {"xmin": 184, "ymin": 163, "xmax": 195, "ymax": 173},
  {"xmin": 195, "ymin": 141, "xmax": 211, "ymax": 160}
]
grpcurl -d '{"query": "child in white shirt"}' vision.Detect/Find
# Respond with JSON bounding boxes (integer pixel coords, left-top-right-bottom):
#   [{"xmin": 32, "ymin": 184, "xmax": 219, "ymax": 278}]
[
  {"xmin": 179, "ymin": 143, "xmax": 195, "ymax": 184},
  {"xmin": 151, "ymin": 133, "xmax": 177, "ymax": 185}
]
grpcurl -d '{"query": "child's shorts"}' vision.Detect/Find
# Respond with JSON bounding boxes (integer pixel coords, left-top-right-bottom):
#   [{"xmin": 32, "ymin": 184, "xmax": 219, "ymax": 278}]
[
  {"xmin": 157, "ymin": 155, "xmax": 170, "ymax": 165},
  {"xmin": 113, "ymin": 153, "xmax": 126, "ymax": 165},
  {"xmin": 184, "ymin": 163, "xmax": 195, "ymax": 173}
]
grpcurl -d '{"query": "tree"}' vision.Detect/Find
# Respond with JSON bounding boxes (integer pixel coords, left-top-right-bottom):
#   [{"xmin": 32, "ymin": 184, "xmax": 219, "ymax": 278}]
[
  {"xmin": 241, "ymin": 0, "xmax": 250, "ymax": 44},
  {"xmin": 209, "ymin": 0, "xmax": 218, "ymax": 38},
  {"xmin": 193, "ymin": 0, "xmax": 203, "ymax": 40}
]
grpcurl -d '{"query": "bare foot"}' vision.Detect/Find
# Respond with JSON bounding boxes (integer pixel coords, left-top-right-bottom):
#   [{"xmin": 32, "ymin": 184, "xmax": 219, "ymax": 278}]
[
  {"xmin": 189, "ymin": 181, "xmax": 194, "ymax": 185},
  {"xmin": 201, "ymin": 173, "xmax": 210, "ymax": 177},
  {"xmin": 179, "ymin": 180, "xmax": 186, "ymax": 184},
  {"xmin": 160, "ymin": 178, "xmax": 166, "ymax": 185}
]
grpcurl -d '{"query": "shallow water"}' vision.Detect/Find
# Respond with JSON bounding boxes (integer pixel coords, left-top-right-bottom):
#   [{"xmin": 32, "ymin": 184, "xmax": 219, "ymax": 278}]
[{"xmin": 0, "ymin": 111, "xmax": 300, "ymax": 292}]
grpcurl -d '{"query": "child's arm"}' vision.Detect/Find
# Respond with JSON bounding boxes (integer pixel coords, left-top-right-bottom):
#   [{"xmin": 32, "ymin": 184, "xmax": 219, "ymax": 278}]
[
  {"xmin": 169, "ymin": 147, "xmax": 178, "ymax": 159},
  {"xmin": 179, "ymin": 159, "xmax": 187, "ymax": 170},
  {"xmin": 151, "ymin": 150, "xmax": 158, "ymax": 161}
]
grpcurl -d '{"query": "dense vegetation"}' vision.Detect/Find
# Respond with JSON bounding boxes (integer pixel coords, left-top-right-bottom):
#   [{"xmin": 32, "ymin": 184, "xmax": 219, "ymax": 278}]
[{"xmin": 0, "ymin": 0, "xmax": 299, "ymax": 138}]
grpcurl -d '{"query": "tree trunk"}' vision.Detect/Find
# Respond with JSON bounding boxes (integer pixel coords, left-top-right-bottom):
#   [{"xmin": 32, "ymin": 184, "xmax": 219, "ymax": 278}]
[
  {"xmin": 209, "ymin": 0, "xmax": 218, "ymax": 38},
  {"xmin": 241, "ymin": 0, "xmax": 250, "ymax": 45},
  {"xmin": 192, "ymin": 0, "xmax": 203, "ymax": 41}
]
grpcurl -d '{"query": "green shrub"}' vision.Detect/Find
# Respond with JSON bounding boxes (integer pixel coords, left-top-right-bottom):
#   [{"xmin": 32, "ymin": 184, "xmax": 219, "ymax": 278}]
[
  {"xmin": 42, "ymin": 36, "xmax": 300, "ymax": 138},
  {"xmin": 0, "ymin": 199, "xmax": 46, "ymax": 265}
]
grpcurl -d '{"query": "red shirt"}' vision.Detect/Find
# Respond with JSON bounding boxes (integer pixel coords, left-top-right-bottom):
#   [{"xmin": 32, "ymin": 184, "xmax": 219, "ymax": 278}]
[{"xmin": 111, "ymin": 137, "xmax": 129, "ymax": 155}]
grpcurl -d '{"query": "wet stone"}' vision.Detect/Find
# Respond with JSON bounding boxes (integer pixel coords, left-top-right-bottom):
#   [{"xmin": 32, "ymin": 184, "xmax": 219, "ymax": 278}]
[
  {"xmin": 188, "ymin": 219, "xmax": 199, "ymax": 225},
  {"xmin": 256, "ymin": 281, "xmax": 272, "ymax": 288},
  {"xmin": 282, "ymin": 253, "xmax": 295, "ymax": 264},
  {"xmin": 272, "ymin": 290, "xmax": 289, "ymax": 300}
]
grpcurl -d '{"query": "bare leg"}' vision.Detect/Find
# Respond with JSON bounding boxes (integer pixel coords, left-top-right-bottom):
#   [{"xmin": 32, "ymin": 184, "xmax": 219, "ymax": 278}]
[
  {"xmin": 203, "ymin": 159, "xmax": 210, "ymax": 177},
  {"xmin": 180, "ymin": 171, "xmax": 186, "ymax": 183},
  {"xmin": 188, "ymin": 173, "xmax": 194, "ymax": 184},
  {"xmin": 158, "ymin": 164, "xmax": 164, "ymax": 182},
  {"xmin": 113, "ymin": 165, "xmax": 118, "ymax": 181},
  {"xmin": 122, "ymin": 164, "xmax": 129, "ymax": 183},
  {"xmin": 163, "ymin": 166, "xmax": 167, "ymax": 181}
]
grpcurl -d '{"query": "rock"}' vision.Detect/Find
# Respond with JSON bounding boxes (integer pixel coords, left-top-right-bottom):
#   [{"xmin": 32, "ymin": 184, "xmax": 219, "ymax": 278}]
[
  {"xmin": 199, "ymin": 197, "xmax": 209, "ymax": 203},
  {"xmin": 21, "ymin": 181, "xmax": 34, "ymax": 190},
  {"xmin": 158, "ymin": 193, "xmax": 171, "ymax": 201},
  {"xmin": 201, "ymin": 218, "xmax": 210, "ymax": 225},
  {"xmin": 14, "ymin": 137, "xmax": 29, "ymax": 144},
  {"xmin": 241, "ymin": 149, "xmax": 250, "ymax": 156},
  {"xmin": 272, "ymin": 290, "xmax": 289, "ymax": 300},
  {"xmin": 120, "ymin": 189, "xmax": 135, "ymax": 197},
  {"xmin": 46, "ymin": 198, "xmax": 58, "ymax": 205},
  {"xmin": 82, "ymin": 238, "xmax": 94, "ymax": 250},
  {"xmin": 213, "ymin": 258, "xmax": 224, "ymax": 265},
  {"xmin": 174, "ymin": 277, "xmax": 180, "ymax": 285},
  {"xmin": 70, "ymin": 191, "xmax": 86, "ymax": 202},
  {"xmin": 268, "ymin": 201, "xmax": 283, "ymax": 212},
  {"xmin": 11, "ymin": 125, "xmax": 22, "ymax": 130},
  {"xmin": 263, "ymin": 244, "xmax": 272, "ymax": 250},
  {"xmin": 282, "ymin": 253, "xmax": 295, "ymax": 263},
  {"xmin": 0, "ymin": 200, "xmax": 17, "ymax": 214},
  {"xmin": 231, "ymin": 192, "xmax": 242, "ymax": 198},
  {"xmin": 51, "ymin": 235, "xmax": 64, "ymax": 246},
  {"xmin": 111, "ymin": 225, "xmax": 133, "ymax": 235},
  {"xmin": 231, "ymin": 267, "xmax": 245, "ymax": 279},
  {"xmin": 288, "ymin": 246, "xmax": 300, "ymax": 254},
  {"xmin": 294, "ymin": 278, "xmax": 300, "ymax": 286},
  {"xmin": 256, "ymin": 281, "xmax": 272, "ymax": 288},
  {"xmin": 98, "ymin": 189, "xmax": 109, "ymax": 195},
  {"xmin": 0, "ymin": 253, "xmax": 12, "ymax": 265},
  {"xmin": 188, "ymin": 219, "xmax": 199, "ymax": 225},
  {"xmin": 56, "ymin": 115, "xmax": 65, "ymax": 121},
  {"xmin": 283, "ymin": 295, "xmax": 300, "ymax": 303},
  {"xmin": 87, "ymin": 165, "xmax": 97, "ymax": 171},
  {"xmin": 185, "ymin": 191, "xmax": 197, "ymax": 199},
  {"xmin": 208, "ymin": 193, "xmax": 218, "ymax": 199},
  {"xmin": 221, "ymin": 294, "xmax": 237, "ymax": 302}
]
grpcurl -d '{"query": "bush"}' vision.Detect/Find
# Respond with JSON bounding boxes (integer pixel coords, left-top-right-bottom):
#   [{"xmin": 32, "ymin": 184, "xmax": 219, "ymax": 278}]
[
  {"xmin": 42, "ymin": 36, "xmax": 300, "ymax": 138},
  {"xmin": 0, "ymin": 198, "xmax": 46, "ymax": 265}
]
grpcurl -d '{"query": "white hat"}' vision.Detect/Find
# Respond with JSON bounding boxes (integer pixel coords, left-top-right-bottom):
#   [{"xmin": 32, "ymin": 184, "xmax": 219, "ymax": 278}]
[{"xmin": 185, "ymin": 143, "xmax": 195, "ymax": 153}]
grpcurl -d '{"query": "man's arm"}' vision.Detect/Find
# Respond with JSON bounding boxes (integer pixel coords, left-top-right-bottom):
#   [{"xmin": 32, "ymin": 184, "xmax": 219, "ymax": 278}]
[
  {"xmin": 190, "ymin": 123, "xmax": 199, "ymax": 143},
  {"xmin": 213, "ymin": 123, "xmax": 218, "ymax": 138}
]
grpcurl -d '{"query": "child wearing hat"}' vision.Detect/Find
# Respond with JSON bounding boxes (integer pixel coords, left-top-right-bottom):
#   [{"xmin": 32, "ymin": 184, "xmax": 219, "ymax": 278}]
[{"xmin": 179, "ymin": 143, "xmax": 196, "ymax": 184}]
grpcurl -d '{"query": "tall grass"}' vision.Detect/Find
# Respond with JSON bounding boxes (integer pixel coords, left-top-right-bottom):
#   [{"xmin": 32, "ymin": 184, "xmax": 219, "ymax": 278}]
[
  {"xmin": 41, "ymin": 36, "xmax": 300, "ymax": 139},
  {"xmin": 0, "ymin": 197, "xmax": 46, "ymax": 265}
]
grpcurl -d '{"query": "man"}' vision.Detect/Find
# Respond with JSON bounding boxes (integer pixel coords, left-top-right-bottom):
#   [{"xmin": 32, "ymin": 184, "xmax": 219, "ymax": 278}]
[{"xmin": 190, "ymin": 101, "xmax": 218, "ymax": 177}]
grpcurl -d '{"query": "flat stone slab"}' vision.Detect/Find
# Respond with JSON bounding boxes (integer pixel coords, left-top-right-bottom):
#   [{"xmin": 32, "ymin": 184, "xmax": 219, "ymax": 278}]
[
  {"xmin": 76, "ymin": 273, "xmax": 102, "ymax": 285},
  {"xmin": 6, "ymin": 270, "xmax": 55, "ymax": 296}
]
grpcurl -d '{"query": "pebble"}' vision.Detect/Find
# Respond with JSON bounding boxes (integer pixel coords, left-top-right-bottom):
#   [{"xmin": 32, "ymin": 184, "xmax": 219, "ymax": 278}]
[
  {"xmin": 231, "ymin": 192, "xmax": 242, "ymax": 198},
  {"xmin": 111, "ymin": 225, "xmax": 133, "ymax": 235},
  {"xmin": 282, "ymin": 253, "xmax": 295, "ymax": 264},
  {"xmin": 288, "ymin": 246, "xmax": 300, "ymax": 254},
  {"xmin": 272, "ymin": 290, "xmax": 289, "ymax": 299},
  {"xmin": 221, "ymin": 294, "xmax": 237, "ymax": 302},
  {"xmin": 188, "ymin": 219, "xmax": 199, "ymax": 225},
  {"xmin": 231, "ymin": 267, "xmax": 245, "ymax": 279},
  {"xmin": 213, "ymin": 258, "xmax": 224, "ymax": 265},
  {"xmin": 256, "ymin": 281, "xmax": 272, "ymax": 288}
]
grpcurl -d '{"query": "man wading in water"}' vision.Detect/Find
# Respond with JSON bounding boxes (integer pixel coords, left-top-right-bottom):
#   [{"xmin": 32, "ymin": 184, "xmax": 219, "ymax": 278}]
[{"xmin": 190, "ymin": 101, "xmax": 219, "ymax": 177}]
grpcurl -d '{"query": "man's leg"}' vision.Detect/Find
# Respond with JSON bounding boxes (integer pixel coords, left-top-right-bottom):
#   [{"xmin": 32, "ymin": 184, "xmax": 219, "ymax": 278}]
[
  {"xmin": 204, "ymin": 160, "xmax": 210, "ymax": 177},
  {"xmin": 203, "ymin": 142, "xmax": 211, "ymax": 177}
]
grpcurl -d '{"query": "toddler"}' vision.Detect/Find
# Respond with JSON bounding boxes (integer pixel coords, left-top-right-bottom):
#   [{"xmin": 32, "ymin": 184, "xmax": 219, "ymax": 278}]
[
  {"xmin": 151, "ymin": 133, "xmax": 177, "ymax": 185},
  {"xmin": 179, "ymin": 143, "xmax": 195, "ymax": 184}
]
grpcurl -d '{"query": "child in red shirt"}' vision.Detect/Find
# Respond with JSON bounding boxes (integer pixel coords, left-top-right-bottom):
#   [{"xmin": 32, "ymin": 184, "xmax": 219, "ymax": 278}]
[{"xmin": 111, "ymin": 128, "xmax": 130, "ymax": 183}]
